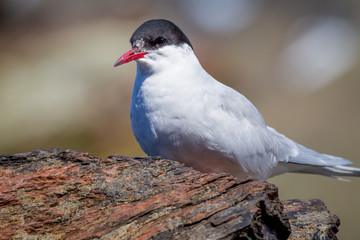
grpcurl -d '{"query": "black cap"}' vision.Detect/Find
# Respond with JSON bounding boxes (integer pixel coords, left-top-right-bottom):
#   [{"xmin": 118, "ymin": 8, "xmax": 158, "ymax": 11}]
[{"xmin": 130, "ymin": 19, "xmax": 193, "ymax": 51}]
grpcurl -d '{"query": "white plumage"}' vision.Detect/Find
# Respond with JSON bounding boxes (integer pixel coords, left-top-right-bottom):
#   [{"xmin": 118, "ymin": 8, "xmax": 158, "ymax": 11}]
[{"xmin": 116, "ymin": 19, "xmax": 360, "ymax": 180}]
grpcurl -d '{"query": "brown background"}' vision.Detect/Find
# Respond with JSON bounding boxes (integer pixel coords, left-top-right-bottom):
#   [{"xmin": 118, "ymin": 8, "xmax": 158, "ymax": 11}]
[{"xmin": 1, "ymin": 1, "xmax": 359, "ymax": 238}]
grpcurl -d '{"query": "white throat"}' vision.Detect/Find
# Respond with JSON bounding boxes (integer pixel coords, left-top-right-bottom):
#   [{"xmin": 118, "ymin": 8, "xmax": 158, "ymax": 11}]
[{"xmin": 135, "ymin": 44, "xmax": 203, "ymax": 79}]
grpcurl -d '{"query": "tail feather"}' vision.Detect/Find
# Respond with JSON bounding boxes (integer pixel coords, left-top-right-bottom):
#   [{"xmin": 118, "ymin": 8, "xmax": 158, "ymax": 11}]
[
  {"xmin": 282, "ymin": 163, "xmax": 360, "ymax": 181},
  {"xmin": 273, "ymin": 142, "xmax": 360, "ymax": 180},
  {"xmin": 323, "ymin": 165, "xmax": 360, "ymax": 176},
  {"xmin": 288, "ymin": 143, "xmax": 353, "ymax": 166}
]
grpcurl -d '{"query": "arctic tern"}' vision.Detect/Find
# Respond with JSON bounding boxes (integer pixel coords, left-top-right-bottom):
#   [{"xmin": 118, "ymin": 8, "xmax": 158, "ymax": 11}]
[{"xmin": 114, "ymin": 19, "xmax": 360, "ymax": 180}]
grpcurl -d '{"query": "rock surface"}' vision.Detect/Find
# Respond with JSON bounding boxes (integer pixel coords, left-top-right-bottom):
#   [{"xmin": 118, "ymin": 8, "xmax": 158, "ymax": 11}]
[{"xmin": 0, "ymin": 149, "xmax": 339, "ymax": 239}]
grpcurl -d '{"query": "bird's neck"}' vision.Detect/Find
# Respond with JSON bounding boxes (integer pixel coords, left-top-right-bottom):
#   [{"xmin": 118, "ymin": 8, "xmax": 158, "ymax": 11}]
[{"xmin": 135, "ymin": 44, "xmax": 203, "ymax": 79}]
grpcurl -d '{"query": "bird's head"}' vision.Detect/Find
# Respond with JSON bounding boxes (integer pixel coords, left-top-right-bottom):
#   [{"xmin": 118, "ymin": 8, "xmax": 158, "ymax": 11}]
[{"xmin": 114, "ymin": 19, "xmax": 193, "ymax": 67}]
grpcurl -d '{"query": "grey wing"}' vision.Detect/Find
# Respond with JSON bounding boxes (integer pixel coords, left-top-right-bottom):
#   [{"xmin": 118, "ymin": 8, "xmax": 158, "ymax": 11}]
[
  {"xmin": 202, "ymin": 79, "xmax": 355, "ymax": 179},
  {"xmin": 267, "ymin": 127, "xmax": 352, "ymax": 166},
  {"xmin": 203, "ymin": 83, "xmax": 299, "ymax": 176}
]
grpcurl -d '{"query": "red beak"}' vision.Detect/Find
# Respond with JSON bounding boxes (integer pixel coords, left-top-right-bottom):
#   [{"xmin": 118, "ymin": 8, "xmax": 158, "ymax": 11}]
[{"xmin": 114, "ymin": 48, "xmax": 147, "ymax": 67}]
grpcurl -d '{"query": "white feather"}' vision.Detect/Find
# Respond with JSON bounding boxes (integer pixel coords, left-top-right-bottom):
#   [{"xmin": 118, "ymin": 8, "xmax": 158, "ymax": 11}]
[{"xmin": 130, "ymin": 43, "xmax": 358, "ymax": 180}]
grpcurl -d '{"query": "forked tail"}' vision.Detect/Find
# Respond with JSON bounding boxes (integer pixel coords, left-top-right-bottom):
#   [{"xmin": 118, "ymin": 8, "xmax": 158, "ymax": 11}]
[
  {"xmin": 286, "ymin": 163, "xmax": 360, "ymax": 181},
  {"xmin": 280, "ymin": 143, "xmax": 360, "ymax": 180}
]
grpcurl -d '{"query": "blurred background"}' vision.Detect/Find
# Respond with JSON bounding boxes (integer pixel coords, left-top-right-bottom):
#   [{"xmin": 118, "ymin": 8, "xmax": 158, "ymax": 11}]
[{"xmin": 1, "ymin": 0, "xmax": 359, "ymax": 238}]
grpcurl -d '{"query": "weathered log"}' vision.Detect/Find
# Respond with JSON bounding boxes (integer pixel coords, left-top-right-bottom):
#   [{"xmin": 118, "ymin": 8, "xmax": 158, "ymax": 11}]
[{"xmin": 0, "ymin": 149, "xmax": 339, "ymax": 239}]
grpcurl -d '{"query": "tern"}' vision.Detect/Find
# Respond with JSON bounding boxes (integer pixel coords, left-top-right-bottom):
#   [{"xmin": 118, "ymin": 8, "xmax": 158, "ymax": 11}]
[{"xmin": 114, "ymin": 19, "xmax": 360, "ymax": 180}]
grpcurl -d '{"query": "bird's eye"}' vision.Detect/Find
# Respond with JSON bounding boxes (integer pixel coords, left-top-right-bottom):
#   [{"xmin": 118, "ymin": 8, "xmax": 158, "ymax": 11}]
[{"xmin": 154, "ymin": 37, "xmax": 167, "ymax": 45}]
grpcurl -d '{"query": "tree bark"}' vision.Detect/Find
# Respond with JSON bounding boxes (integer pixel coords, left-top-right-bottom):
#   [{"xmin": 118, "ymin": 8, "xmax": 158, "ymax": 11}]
[{"xmin": 0, "ymin": 149, "xmax": 339, "ymax": 239}]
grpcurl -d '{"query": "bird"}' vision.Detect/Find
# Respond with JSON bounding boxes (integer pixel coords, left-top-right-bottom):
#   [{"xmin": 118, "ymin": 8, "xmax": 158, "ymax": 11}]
[{"xmin": 114, "ymin": 19, "xmax": 360, "ymax": 180}]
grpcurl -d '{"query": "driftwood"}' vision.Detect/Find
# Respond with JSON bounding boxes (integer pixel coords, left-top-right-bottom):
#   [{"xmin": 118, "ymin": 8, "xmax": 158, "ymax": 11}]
[{"xmin": 0, "ymin": 148, "xmax": 339, "ymax": 239}]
